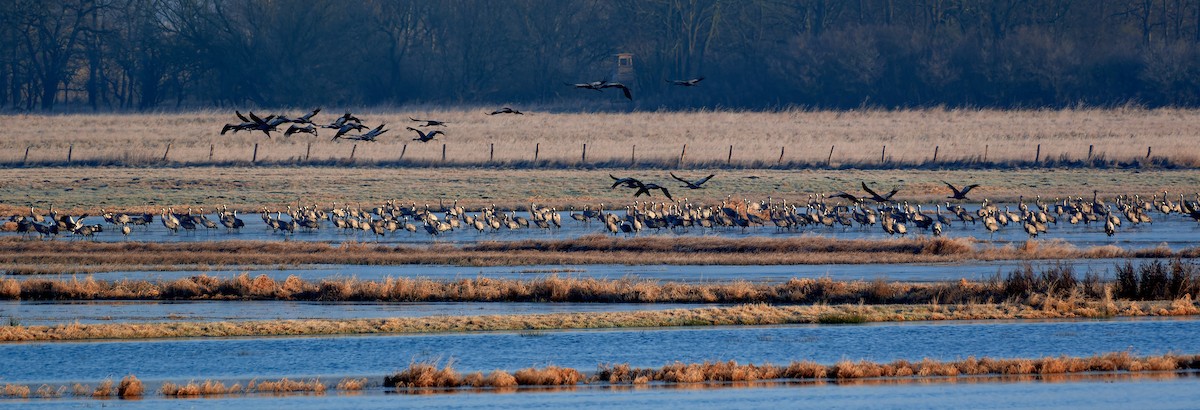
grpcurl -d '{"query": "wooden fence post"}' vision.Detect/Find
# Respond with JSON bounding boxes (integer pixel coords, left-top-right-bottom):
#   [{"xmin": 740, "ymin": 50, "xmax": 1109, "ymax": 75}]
[
  {"xmin": 631, "ymin": 145, "xmax": 636, "ymax": 165},
  {"xmin": 1147, "ymin": 146, "xmax": 1152, "ymax": 159},
  {"xmin": 442, "ymin": 144, "xmax": 446, "ymax": 162},
  {"xmin": 932, "ymin": 145, "xmax": 939, "ymax": 163},
  {"xmin": 984, "ymin": 144, "xmax": 988, "ymax": 162},
  {"xmin": 881, "ymin": 145, "xmax": 886, "ymax": 163},
  {"xmin": 23, "ymin": 146, "xmax": 30, "ymax": 164},
  {"xmin": 489, "ymin": 143, "xmax": 494, "ymax": 162},
  {"xmin": 209, "ymin": 144, "xmax": 215, "ymax": 162},
  {"xmin": 67, "ymin": 144, "xmax": 73, "ymax": 163},
  {"xmin": 305, "ymin": 142, "xmax": 312, "ymax": 162},
  {"xmin": 778, "ymin": 146, "xmax": 785, "ymax": 165},
  {"xmin": 827, "ymin": 145, "xmax": 835, "ymax": 166},
  {"xmin": 727, "ymin": 145, "xmax": 733, "ymax": 165},
  {"xmin": 350, "ymin": 144, "xmax": 357, "ymax": 161},
  {"xmin": 581, "ymin": 143, "xmax": 587, "ymax": 163},
  {"xmin": 400, "ymin": 144, "xmax": 407, "ymax": 160},
  {"xmin": 162, "ymin": 143, "xmax": 172, "ymax": 162},
  {"xmin": 1087, "ymin": 144, "xmax": 1094, "ymax": 161},
  {"xmin": 1034, "ymin": 144, "xmax": 1041, "ymax": 162},
  {"xmin": 679, "ymin": 144, "xmax": 687, "ymax": 167},
  {"xmin": 252, "ymin": 143, "xmax": 258, "ymax": 163},
  {"xmin": 534, "ymin": 143, "xmax": 539, "ymax": 161}
]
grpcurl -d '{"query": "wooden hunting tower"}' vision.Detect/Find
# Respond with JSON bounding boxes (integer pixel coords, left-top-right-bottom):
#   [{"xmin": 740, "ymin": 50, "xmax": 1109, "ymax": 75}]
[{"xmin": 611, "ymin": 53, "xmax": 635, "ymax": 84}]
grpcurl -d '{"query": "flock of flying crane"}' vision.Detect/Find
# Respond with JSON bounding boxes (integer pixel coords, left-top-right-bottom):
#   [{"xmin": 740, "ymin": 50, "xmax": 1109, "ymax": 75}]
[
  {"xmin": 5, "ymin": 177, "xmax": 1200, "ymax": 241},
  {"xmin": 218, "ymin": 109, "xmax": 463, "ymax": 143},
  {"xmin": 217, "ymin": 76, "xmax": 704, "ymax": 141}
]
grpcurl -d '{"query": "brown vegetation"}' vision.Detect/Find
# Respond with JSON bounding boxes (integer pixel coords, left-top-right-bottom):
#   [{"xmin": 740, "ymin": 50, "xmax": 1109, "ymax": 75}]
[
  {"xmin": 7, "ymin": 259, "xmax": 1200, "ymax": 305},
  {"xmin": 3, "ymin": 352, "xmax": 1198, "ymax": 401},
  {"xmin": 1, "ymin": 236, "xmax": 1194, "ymax": 275},
  {"xmin": 385, "ymin": 352, "xmax": 1200, "ymax": 390},
  {"xmin": 2, "ymin": 293, "xmax": 1196, "ymax": 343},
  {"xmin": 335, "ymin": 378, "xmax": 368, "ymax": 391},
  {"xmin": 117, "ymin": 375, "xmax": 143, "ymax": 398}
]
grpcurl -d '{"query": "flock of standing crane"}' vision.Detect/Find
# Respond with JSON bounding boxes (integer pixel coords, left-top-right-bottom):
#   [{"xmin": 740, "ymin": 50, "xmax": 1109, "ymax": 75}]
[{"xmin": 5, "ymin": 181, "xmax": 1200, "ymax": 241}]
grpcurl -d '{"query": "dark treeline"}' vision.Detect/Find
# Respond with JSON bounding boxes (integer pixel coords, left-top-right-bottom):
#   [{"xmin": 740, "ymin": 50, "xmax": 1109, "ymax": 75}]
[{"xmin": 1, "ymin": 0, "xmax": 1199, "ymax": 112}]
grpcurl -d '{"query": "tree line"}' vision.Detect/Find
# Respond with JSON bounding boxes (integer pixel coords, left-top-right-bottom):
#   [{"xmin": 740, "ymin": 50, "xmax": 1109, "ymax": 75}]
[{"xmin": 1, "ymin": 0, "xmax": 1198, "ymax": 112}]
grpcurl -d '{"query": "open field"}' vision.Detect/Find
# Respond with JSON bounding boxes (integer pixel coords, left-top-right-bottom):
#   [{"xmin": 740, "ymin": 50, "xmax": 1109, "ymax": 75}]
[
  {"xmin": 3, "ymin": 166, "xmax": 1200, "ymax": 215},
  {"xmin": 1, "ymin": 108, "xmax": 1198, "ymax": 168}
]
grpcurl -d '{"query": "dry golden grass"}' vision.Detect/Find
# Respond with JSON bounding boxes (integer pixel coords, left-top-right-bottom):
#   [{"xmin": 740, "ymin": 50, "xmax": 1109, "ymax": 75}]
[
  {"xmin": 251, "ymin": 378, "xmax": 326, "ymax": 394},
  {"xmin": 380, "ymin": 352, "xmax": 1200, "ymax": 391},
  {"xmin": 1, "ymin": 384, "xmax": 30, "ymax": 398},
  {"xmin": 2, "ymin": 297, "xmax": 1195, "ymax": 342},
  {"xmin": 92, "ymin": 378, "xmax": 113, "ymax": 397},
  {"xmin": 10, "ymin": 258, "xmax": 1200, "ymax": 305},
  {"xmin": 384, "ymin": 363, "xmax": 462, "ymax": 388},
  {"xmin": 1, "ymin": 108, "xmax": 1196, "ymax": 168},
  {"xmin": 117, "ymin": 375, "xmax": 143, "ymax": 398},
  {"xmin": 513, "ymin": 366, "xmax": 584, "ymax": 386},
  {"xmin": 334, "ymin": 378, "xmax": 368, "ymax": 391}
]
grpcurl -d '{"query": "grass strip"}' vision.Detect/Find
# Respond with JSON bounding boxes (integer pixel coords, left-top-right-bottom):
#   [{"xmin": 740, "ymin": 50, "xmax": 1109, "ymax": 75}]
[{"xmin": 2, "ymin": 298, "xmax": 1196, "ymax": 342}]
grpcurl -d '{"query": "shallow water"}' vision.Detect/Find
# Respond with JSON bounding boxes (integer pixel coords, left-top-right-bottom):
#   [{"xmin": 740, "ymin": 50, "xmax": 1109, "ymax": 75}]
[
  {"xmin": 7, "ymin": 206, "xmax": 1200, "ymax": 250},
  {"xmin": 15, "ymin": 375, "xmax": 1195, "ymax": 410},
  {"xmin": 0, "ymin": 301, "xmax": 722, "ymax": 326},
  {"xmin": 2, "ymin": 317, "xmax": 1198, "ymax": 385},
  {"xmin": 5, "ymin": 258, "xmax": 1149, "ymax": 284},
  {"xmin": 84, "ymin": 376, "xmax": 1200, "ymax": 409}
]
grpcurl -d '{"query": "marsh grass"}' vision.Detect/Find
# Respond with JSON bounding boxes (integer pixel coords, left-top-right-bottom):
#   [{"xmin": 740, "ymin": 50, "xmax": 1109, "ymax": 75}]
[
  {"xmin": 2, "ymin": 295, "xmax": 1195, "ymax": 342},
  {"xmin": 816, "ymin": 312, "xmax": 868, "ymax": 324},
  {"xmin": 117, "ymin": 375, "xmax": 143, "ymax": 398},
  {"xmin": 1, "ymin": 236, "xmax": 1190, "ymax": 274},
  {"xmin": 4, "ymin": 353, "xmax": 1198, "ymax": 401},
  {"xmin": 334, "ymin": 378, "xmax": 368, "ymax": 391},
  {"xmin": 384, "ymin": 352, "xmax": 1200, "ymax": 390},
  {"xmin": 7, "ymin": 259, "xmax": 1199, "ymax": 305}
]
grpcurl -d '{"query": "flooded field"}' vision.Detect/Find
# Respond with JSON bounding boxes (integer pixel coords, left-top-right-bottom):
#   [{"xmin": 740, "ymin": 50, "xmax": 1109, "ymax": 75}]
[{"xmin": 3, "ymin": 317, "xmax": 1198, "ymax": 385}]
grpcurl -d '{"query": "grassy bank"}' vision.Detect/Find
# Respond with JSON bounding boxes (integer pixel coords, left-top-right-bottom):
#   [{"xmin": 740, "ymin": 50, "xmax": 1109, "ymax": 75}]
[
  {"xmin": 1, "ymin": 236, "xmax": 1193, "ymax": 274},
  {"xmin": 6, "ymin": 258, "xmax": 1200, "ymax": 303},
  {"xmin": 3, "ymin": 296, "xmax": 1197, "ymax": 342}
]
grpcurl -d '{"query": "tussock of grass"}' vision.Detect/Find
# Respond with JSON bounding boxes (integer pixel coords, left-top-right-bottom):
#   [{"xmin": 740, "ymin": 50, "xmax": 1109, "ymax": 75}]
[
  {"xmin": 92, "ymin": 378, "xmax": 113, "ymax": 397},
  {"xmin": 251, "ymin": 378, "xmax": 325, "ymax": 394},
  {"xmin": 2, "ymin": 384, "xmax": 31, "ymax": 398},
  {"xmin": 335, "ymin": 378, "xmax": 368, "ymax": 391},
  {"xmin": 384, "ymin": 362, "xmax": 462, "ymax": 388},
  {"xmin": 117, "ymin": 375, "xmax": 143, "ymax": 398}
]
